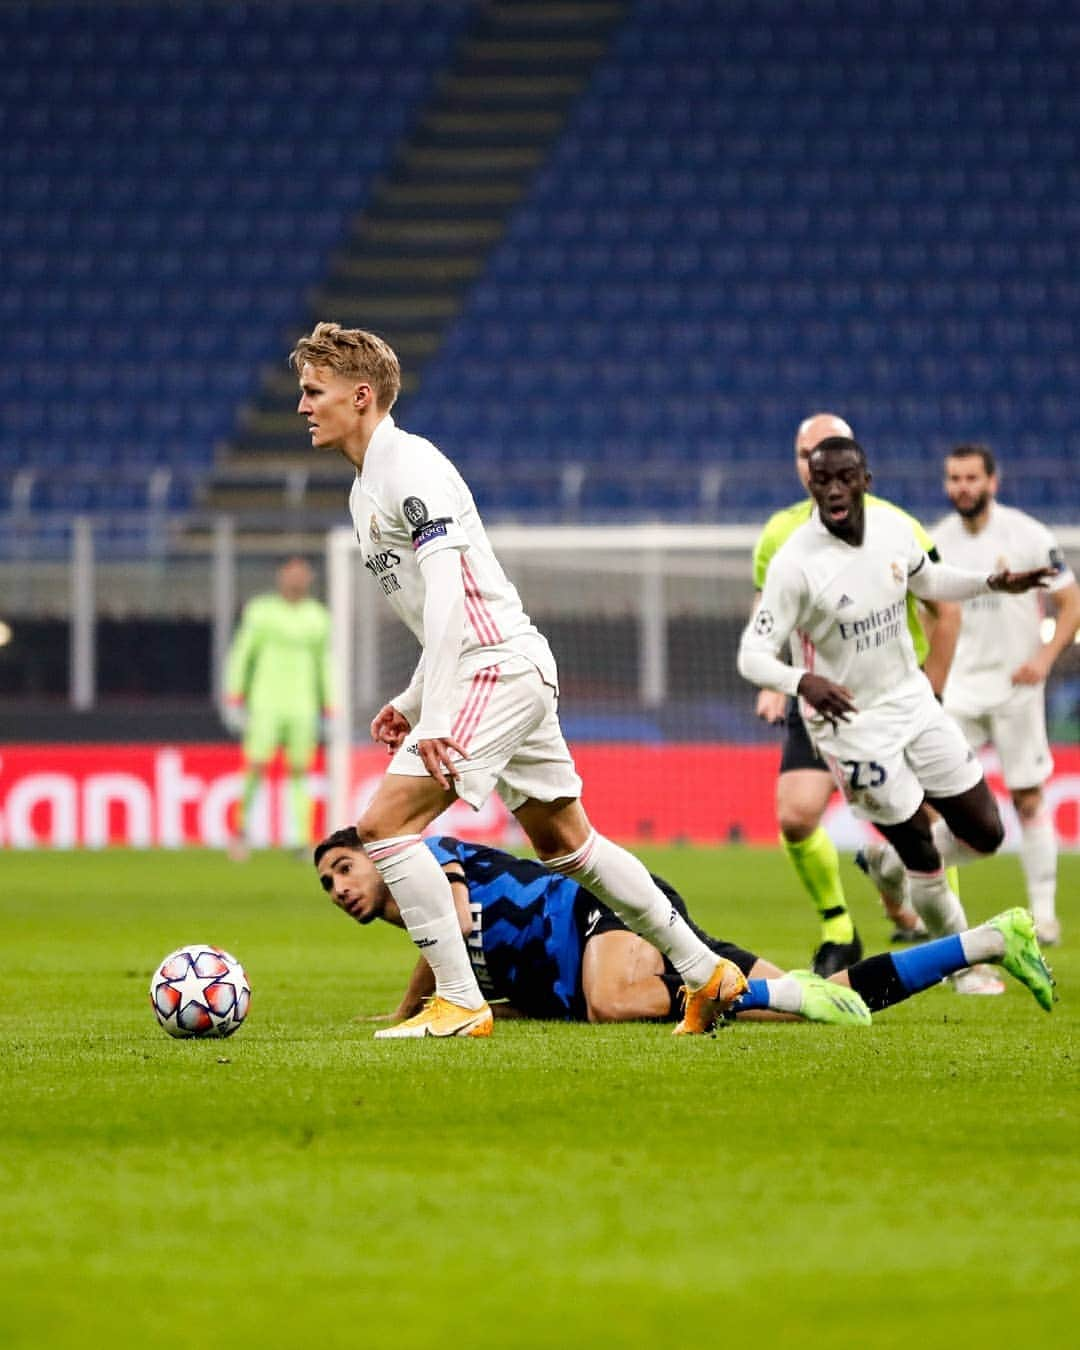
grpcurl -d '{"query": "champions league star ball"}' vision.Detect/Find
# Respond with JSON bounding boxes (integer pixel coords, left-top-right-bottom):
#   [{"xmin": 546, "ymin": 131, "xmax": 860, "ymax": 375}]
[{"xmin": 150, "ymin": 945, "xmax": 251, "ymax": 1039}]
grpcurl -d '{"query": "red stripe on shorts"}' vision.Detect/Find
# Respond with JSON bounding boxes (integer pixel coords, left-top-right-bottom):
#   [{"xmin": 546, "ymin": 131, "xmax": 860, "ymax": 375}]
[{"xmin": 452, "ymin": 666, "xmax": 500, "ymax": 752}]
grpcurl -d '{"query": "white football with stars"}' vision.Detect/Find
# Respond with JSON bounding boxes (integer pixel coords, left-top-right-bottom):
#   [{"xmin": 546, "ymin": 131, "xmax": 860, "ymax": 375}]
[{"xmin": 149, "ymin": 944, "xmax": 251, "ymax": 1039}]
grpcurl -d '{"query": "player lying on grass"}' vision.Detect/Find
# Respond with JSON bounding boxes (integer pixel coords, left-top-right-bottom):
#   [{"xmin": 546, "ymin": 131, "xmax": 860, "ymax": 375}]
[{"xmin": 314, "ymin": 828, "xmax": 1054, "ymax": 1026}]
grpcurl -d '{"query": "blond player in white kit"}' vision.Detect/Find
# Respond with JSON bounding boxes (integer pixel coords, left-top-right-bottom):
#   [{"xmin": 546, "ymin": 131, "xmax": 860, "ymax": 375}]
[
  {"xmin": 866, "ymin": 445, "xmax": 1079, "ymax": 945},
  {"xmin": 738, "ymin": 436, "xmax": 1055, "ymax": 960},
  {"xmin": 291, "ymin": 322, "xmax": 746, "ymax": 1038}
]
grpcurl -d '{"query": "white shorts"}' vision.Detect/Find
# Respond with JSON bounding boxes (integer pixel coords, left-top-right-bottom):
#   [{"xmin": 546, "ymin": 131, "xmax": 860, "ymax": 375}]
[
  {"xmin": 814, "ymin": 692, "xmax": 984, "ymax": 826},
  {"xmin": 947, "ymin": 697, "xmax": 1054, "ymax": 791},
  {"xmin": 388, "ymin": 655, "xmax": 583, "ymax": 812}
]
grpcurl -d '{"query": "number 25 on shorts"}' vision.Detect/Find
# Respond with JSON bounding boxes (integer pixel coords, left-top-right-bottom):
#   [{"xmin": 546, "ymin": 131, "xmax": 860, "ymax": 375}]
[{"xmin": 841, "ymin": 759, "xmax": 887, "ymax": 791}]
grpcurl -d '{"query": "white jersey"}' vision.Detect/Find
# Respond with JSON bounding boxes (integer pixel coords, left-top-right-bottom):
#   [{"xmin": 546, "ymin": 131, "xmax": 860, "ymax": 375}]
[
  {"xmin": 348, "ymin": 415, "xmax": 557, "ymax": 690},
  {"xmin": 738, "ymin": 503, "xmax": 937, "ymax": 749},
  {"xmin": 933, "ymin": 502, "xmax": 1074, "ymax": 716}
]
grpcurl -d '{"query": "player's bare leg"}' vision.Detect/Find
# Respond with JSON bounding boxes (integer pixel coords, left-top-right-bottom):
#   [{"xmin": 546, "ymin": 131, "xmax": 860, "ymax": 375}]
[
  {"xmin": 519, "ymin": 797, "xmax": 747, "ymax": 1033},
  {"xmin": 359, "ymin": 773, "xmax": 492, "ymax": 1038},
  {"xmin": 581, "ymin": 931, "xmax": 673, "ymax": 1022}
]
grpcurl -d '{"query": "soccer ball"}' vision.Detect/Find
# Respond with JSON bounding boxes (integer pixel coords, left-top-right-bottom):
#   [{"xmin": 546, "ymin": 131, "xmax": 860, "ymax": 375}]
[{"xmin": 149, "ymin": 944, "xmax": 251, "ymax": 1039}]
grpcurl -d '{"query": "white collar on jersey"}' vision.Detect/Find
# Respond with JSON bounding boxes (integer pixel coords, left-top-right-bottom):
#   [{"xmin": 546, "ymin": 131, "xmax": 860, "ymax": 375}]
[{"xmin": 358, "ymin": 413, "xmax": 397, "ymax": 481}]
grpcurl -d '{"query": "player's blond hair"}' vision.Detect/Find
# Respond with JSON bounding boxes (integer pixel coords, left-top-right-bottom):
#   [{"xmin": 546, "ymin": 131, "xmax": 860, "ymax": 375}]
[{"xmin": 289, "ymin": 322, "xmax": 402, "ymax": 411}]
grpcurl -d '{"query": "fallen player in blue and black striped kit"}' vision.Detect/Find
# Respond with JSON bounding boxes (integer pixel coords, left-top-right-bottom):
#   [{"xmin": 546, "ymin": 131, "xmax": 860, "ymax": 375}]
[{"xmin": 314, "ymin": 828, "xmax": 1054, "ymax": 1030}]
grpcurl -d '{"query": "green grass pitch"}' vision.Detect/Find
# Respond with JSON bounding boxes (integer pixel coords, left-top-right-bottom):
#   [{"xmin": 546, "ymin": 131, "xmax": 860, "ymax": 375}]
[{"xmin": 1, "ymin": 845, "xmax": 1077, "ymax": 1349}]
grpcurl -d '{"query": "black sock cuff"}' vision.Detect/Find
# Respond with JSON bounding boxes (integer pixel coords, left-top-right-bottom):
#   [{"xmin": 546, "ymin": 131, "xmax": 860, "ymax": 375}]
[{"xmin": 845, "ymin": 952, "xmax": 909, "ymax": 1014}]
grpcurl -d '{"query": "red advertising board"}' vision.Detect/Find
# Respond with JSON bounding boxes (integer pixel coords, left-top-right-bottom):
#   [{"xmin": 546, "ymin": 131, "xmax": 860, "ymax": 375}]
[{"xmin": 1, "ymin": 742, "xmax": 1078, "ymax": 849}]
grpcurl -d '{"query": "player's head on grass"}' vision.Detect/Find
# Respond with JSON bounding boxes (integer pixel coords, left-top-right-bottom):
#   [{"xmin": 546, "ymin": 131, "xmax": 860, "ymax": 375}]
[
  {"xmin": 944, "ymin": 442, "xmax": 999, "ymax": 521},
  {"xmin": 794, "ymin": 411, "xmax": 853, "ymax": 491},
  {"xmin": 807, "ymin": 435, "xmax": 871, "ymax": 544},
  {"xmin": 314, "ymin": 826, "xmax": 400, "ymax": 926},
  {"xmin": 290, "ymin": 322, "xmax": 402, "ymax": 466}
]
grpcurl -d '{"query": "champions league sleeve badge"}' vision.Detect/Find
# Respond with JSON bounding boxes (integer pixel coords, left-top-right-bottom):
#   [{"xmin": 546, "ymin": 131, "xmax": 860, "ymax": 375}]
[{"xmin": 403, "ymin": 496, "xmax": 429, "ymax": 528}]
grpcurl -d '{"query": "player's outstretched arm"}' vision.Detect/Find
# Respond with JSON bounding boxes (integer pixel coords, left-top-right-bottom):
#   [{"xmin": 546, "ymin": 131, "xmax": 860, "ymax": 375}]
[
  {"xmin": 987, "ymin": 566, "xmax": 1058, "ymax": 594},
  {"xmin": 909, "ymin": 557, "xmax": 1052, "ymax": 603}
]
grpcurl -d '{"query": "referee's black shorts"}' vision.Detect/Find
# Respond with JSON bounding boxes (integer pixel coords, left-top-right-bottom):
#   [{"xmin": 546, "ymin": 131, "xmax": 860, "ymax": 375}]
[{"xmin": 778, "ymin": 696, "xmax": 831, "ymax": 775}]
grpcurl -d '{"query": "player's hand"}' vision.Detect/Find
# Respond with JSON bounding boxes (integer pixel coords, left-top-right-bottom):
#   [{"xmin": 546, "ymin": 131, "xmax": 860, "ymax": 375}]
[
  {"xmin": 1011, "ymin": 652, "xmax": 1051, "ymax": 686},
  {"xmin": 416, "ymin": 736, "xmax": 467, "ymax": 790},
  {"xmin": 354, "ymin": 995, "xmax": 424, "ymax": 1023},
  {"xmin": 756, "ymin": 688, "xmax": 788, "ymax": 724},
  {"xmin": 370, "ymin": 703, "xmax": 411, "ymax": 753},
  {"xmin": 797, "ymin": 673, "xmax": 857, "ymax": 727},
  {"xmin": 987, "ymin": 566, "xmax": 1056, "ymax": 594}
]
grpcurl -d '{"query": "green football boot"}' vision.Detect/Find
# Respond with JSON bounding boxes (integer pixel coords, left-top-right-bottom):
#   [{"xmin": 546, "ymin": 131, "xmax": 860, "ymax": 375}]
[
  {"xmin": 985, "ymin": 908, "xmax": 1056, "ymax": 1012},
  {"xmin": 789, "ymin": 970, "xmax": 872, "ymax": 1026}
]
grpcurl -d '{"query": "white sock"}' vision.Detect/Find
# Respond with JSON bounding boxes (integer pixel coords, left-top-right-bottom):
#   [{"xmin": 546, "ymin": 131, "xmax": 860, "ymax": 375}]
[
  {"xmin": 763, "ymin": 974, "xmax": 804, "ymax": 1015},
  {"xmin": 546, "ymin": 831, "xmax": 718, "ymax": 988},
  {"xmin": 959, "ymin": 922, "xmax": 1006, "ymax": 966},
  {"xmin": 1019, "ymin": 810, "xmax": 1057, "ymax": 926},
  {"xmin": 365, "ymin": 834, "xmax": 485, "ymax": 1009},
  {"xmin": 907, "ymin": 869, "xmax": 968, "ymax": 937},
  {"xmin": 877, "ymin": 844, "xmax": 907, "ymax": 895}
]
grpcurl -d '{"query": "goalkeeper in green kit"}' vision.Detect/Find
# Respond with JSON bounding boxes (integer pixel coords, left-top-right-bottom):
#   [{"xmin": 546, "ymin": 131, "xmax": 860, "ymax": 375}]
[{"xmin": 224, "ymin": 557, "xmax": 334, "ymax": 858}]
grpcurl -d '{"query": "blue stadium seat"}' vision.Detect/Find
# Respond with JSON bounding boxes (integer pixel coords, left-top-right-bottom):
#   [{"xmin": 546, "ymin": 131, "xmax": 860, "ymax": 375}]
[
  {"xmin": 405, "ymin": 0, "xmax": 1080, "ymax": 520},
  {"xmin": 1, "ymin": 0, "xmax": 469, "ymax": 518},
  {"xmin": 5, "ymin": 0, "xmax": 1079, "ymax": 524}
]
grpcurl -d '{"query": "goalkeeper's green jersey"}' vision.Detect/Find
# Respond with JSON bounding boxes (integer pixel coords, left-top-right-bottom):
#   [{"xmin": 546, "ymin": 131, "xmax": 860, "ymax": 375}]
[
  {"xmin": 225, "ymin": 594, "xmax": 333, "ymax": 713},
  {"xmin": 751, "ymin": 493, "xmax": 938, "ymax": 665}
]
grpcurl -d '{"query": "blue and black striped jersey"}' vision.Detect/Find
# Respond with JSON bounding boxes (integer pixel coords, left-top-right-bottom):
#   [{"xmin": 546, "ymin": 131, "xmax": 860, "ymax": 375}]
[{"xmin": 425, "ymin": 836, "xmax": 585, "ymax": 1019}]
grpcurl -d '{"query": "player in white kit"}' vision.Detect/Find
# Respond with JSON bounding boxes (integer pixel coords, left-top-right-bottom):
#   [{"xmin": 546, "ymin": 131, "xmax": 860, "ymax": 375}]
[
  {"xmin": 291, "ymin": 322, "xmax": 747, "ymax": 1038},
  {"xmin": 737, "ymin": 437, "xmax": 1056, "ymax": 962},
  {"xmin": 863, "ymin": 445, "xmax": 1079, "ymax": 945}
]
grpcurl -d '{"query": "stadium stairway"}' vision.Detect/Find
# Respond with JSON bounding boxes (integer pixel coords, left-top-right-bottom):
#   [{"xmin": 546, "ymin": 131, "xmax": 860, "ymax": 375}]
[{"xmin": 198, "ymin": 0, "xmax": 628, "ymax": 538}]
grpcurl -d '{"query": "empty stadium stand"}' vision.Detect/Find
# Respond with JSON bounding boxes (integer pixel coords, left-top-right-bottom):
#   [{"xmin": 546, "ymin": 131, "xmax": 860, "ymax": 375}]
[
  {"xmin": 206, "ymin": 0, "xmax": 628, "ymax": 527},
  {"xmin": 1, "ymin": 0, "xmax": 1078, "ymax": 536},
  {"xmin": 409, "ymin": 0, "xmax": 1080, "ymax": 521},
  {"xmin": 0, "ymin": 0, "xmax": 473, "ymax": 533}
]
